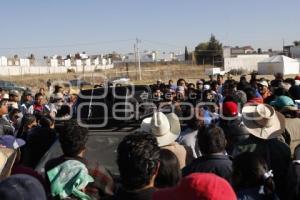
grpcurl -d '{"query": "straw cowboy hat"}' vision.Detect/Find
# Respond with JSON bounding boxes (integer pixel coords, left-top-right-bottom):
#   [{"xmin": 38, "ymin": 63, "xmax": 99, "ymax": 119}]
[
  {"xmin": 140, "ymin": 112, "xmax": 181, "ymax": 147},
  {"xmin": 242, "ymin": 104, "xmax": 285, "ymax": 139},
  {"xmin": 70, "ymin": 88, "xmax": 80, "ymax": 95},
  {"xmin": 0, "ymin": 148, "xmax": 17, "ymax": 180}
]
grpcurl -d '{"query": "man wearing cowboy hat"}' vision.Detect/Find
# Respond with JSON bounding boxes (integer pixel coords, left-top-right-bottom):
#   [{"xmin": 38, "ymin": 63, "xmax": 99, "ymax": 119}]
[
  {"xmin": 232, "ymin": 103, "xmax": 291, "ymax": 199},
  {"xmin": 141, "ymin": 112, "xmax": 193, "ymax": 169}
]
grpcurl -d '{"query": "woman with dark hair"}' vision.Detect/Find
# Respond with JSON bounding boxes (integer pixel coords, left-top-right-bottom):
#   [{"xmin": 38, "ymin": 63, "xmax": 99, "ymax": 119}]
[
  {"xmin": 16, "ymin": 114, "xmax": 37, "ymax": 141},
  {"xmin": 38, "ymin": 114, "xmax": 55, "ymax": 128},
  {"xmin": 232, "ymin": 152, "xmax": 279, "ymax": 200},
  {"xmin": 22, "ymin": 115, "xmax": 57, "ymax": 168},
  {"xmin": 155, "ymin": 149, "xmax": 181, "ymax": 188}
]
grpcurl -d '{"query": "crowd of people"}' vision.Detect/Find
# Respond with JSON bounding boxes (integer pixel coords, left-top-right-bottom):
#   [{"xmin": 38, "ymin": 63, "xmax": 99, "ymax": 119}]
[{"xmin": 1, "ymin": 72, "xmax": 300, "ymax": 199}]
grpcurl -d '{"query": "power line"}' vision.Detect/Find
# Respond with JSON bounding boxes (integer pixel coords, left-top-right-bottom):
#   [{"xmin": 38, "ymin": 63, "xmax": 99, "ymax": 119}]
[{"xmin": 142, "ymin": 39, "xmax": 182, "ymax": 48}]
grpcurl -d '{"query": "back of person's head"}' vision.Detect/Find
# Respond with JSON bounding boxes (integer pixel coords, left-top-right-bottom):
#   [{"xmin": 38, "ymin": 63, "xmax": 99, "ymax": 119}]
[
  {"xmin": 237, "ymin": 79, "xmax": 250, "ymax": 91},
  {"xmin": 224, "ymin": 79, "xmax": 237, "ymax": 88},
  {"xmin": 293, "ymin": 144, "xmax": 300, "ymax": 160},
  {"xmin": 285, "ymin": 78, "xmax": 296, "ymax": 87},
  {"xmin": 0, "ymin": 174, "xmax": 47, "ymax": 200},
  {"xmin": 34, "ymin": 111, "xmax": 44, "ymax": 123},
  {"xmin": 198, "ymin": 124, "xmax": 226, "ymax": 155},
  {"xmin": 223, "ymin": 95, "xmax": 239, "ymax": 104},
  {"xmin": 117, "ymin": 133, "xmax": 160, "ymax": 190},
  {"xmin": 273, "ymin": 87, "xmax": 289, "ymax": 97},
  {"xmin": 240, "ymin": 75, "xmax": 247, "ymax": 82},
  {"xmin": 155, "ymin": 149, "xmax": 181, "ymax": 188},
  {"xmin": 39, "ymin": 115, "xmax": 54, "ymax": 128},
  {"xmin": 223, "ymin": 80, "xmax": 237, "ymax": 96},
  {"xmin": 58, "ymin": 121, "xmax": 88, "ymax": 157},
  {"xmin": 244, "ymin": 87, "xmax": 256, "ymax": 100},
  {"xmin": 289, "ymin": 85, "xmax": 300, "ymax": 100},
  {"xmin": 233, "ymin": 152, "xmax": 275, "ymax": 196}
]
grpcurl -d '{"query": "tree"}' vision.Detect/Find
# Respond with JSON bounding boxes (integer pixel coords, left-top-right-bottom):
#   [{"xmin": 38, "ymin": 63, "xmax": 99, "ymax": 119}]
[
  {"xmin": 13, "ymin": 54, "xmax": 19, "ymax": 66},
  {"xmin": 66, "ymin": 54, "xmax": 72, "ymax": 60},
  {"xmin": 43, "ymin": 56, "xmax": 50, "ymax": 66},
  {"xmin": 184, "ymin": 46, "xmax": 189, "ymax": 61},
  {"xmin": 28, "ymin": 53, "xmax": 36, "ymax": 66},
  {"xmin": 294, "ymin": 41, "xmax": 300, "ymax": 46},
  {"xmin": 194, "ymin": 34, "xmax": 223, "ymax": 66},
  {"xmin": 257, "ymin": 48, "xmax": 262, "ymax": 54},
  {"xmin": 75, "ymin": 53, "xmax": 81, "ymax": 60}
]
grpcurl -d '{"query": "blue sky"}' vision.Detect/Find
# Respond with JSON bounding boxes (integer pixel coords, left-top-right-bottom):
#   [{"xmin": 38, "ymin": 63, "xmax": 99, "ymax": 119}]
[{"xmin": 0, "ymin": 0, "xmax": 299, "ymax": 57}]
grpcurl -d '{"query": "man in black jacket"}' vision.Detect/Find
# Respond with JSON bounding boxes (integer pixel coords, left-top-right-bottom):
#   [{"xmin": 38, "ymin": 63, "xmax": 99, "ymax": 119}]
[{"xmin": 182, "ymin": 124, "xmax": 232, "ymax": 183}]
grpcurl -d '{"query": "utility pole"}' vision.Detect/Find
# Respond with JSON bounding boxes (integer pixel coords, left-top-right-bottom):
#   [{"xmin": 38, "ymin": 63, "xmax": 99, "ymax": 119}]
[
  {"xmin": 136, "ymin": 38, "xmax": 142, "ymax": 80},
  {"xmin": 282, "ymin": 38, "xmax": 286, "ymax": 56},
  {"xmin": 134, "ymin": 43, "xmax": 137, "ymax": 79}
]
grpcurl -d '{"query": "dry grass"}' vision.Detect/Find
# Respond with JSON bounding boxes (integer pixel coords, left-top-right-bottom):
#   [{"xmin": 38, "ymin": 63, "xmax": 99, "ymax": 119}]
[{"xmin": 0, "ymin": 64, "xmax": 297, "ymax": 92}]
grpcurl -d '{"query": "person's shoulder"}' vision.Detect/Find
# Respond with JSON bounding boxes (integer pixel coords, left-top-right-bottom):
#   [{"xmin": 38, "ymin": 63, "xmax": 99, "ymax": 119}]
[
  {"xmin": 0, "ymin": 117, "xmax": 10, "ymax": 125},
  {"xmin": 102, "ymin": 196, "xmax": 116, "ymax": 200},
  {"xmin": 44, "ymin": 156, "xmax": 65, "ymax": 172},
  {"xmin": 268, "ymin": 138, "xmax": 291, "ymax": 152},
  {"xmin": 27, "ymin": 127, "xmax": 41, "ymax": 138},
  {"xmin": 168, "ymin": 142, "xmax": 187, "ymax": 152},
  {"xmin": 236, "ymin": 187, "xmax": 263, "ymax": 200},
  {"xmin": 198, "ymin": 154, "xmax": 232, "ymax": 163}
]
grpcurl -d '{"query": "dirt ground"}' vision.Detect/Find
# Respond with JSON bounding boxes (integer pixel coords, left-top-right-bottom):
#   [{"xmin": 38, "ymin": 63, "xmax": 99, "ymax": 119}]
[{"xmin": 0, "ymin": 64, "xmax": 297, "ymax": 92}]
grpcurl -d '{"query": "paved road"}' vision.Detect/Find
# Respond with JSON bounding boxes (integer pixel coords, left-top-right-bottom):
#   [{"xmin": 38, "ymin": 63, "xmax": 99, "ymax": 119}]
[
  {"xmin": 36, "ymin": 125, "xmax": 139, "ymax": 176},
  {"xmin": 87, "ymin": 126, "xmax": 139, "ymax": 175}
]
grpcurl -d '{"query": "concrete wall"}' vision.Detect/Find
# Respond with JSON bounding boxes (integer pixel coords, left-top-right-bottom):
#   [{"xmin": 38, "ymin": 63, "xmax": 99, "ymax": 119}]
[
  {"xmin": 224, "ymin": 54, "xmax": 269, "ymax": 72},
  {"xmin": 0, "ymin": 64, "xmax": 114, "ymax": 76},
  {"xmin": 0, "ymin": 57, "xmax": 7, "ymax": 66}
]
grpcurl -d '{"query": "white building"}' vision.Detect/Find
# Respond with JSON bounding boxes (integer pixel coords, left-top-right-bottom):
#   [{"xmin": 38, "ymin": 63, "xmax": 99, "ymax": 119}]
[
  {"xmin": 20, "ymin": 58, "xmax": 30, "ymax": 66},
  {"xmin": 85, "ymin": 59, "xmax": 91, "ymax": 66},
  {"xmin": 258, "ymin": 55, "xmax": 300, "ymax": 75},
  {"xmin": 223, "ymin": 46, "xmax": 255, "ymax": 58},
  {"xmin": 122, "ymin": 51, "xmax": 184, "ymax": 62},
  {"xmin": 50, "ymin": 59, "xmax": 58, "ymax": 67},
  {"xmin": 76, "ymin": 59, "xmax": 82, "ymax": 67},
  {"xmin": 0, "ymin": 56, "xmax": 8, "ymax": 66},
  {"xmin": 64, "ymin": 59, "xmax": 71, "ymax": 67},
  {"xmin": 224, "ymin": 54, "xmax": 269, "ymax": 72}
]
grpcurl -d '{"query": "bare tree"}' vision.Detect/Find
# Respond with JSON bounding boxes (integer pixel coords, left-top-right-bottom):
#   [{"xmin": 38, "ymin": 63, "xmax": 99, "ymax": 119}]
[{"xmin": 294, "ymin": 41, "xmax": 300, "ymax": 46}]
